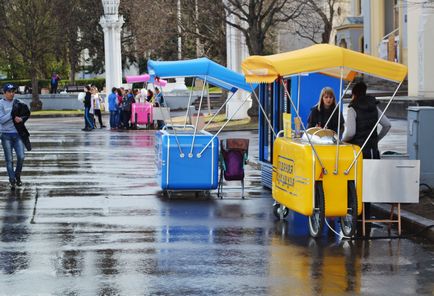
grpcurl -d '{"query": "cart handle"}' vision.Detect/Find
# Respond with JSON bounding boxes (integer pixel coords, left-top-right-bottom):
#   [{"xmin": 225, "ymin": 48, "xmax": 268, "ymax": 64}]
[
  {"xmin": 276, "ymin": 130, "xmax": 285, "ymax": 138},
  {"xmin": 311, "ymin": 128, "xmax": 337, "ymax": 139},
  {"xmin": 163, "ymin": 124, "xmax": 195, "ymax": 131}
]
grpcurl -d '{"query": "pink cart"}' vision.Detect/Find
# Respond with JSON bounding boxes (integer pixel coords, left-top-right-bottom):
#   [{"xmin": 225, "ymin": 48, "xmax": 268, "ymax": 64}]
[{"xmin": 131, "ymin": 102, "xmax": 153, "ymax": 129}]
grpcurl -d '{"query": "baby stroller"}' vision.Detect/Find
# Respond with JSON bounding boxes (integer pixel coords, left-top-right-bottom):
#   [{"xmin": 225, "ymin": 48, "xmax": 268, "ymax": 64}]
[{"xmin": 217, "ymin": 138, "xmax": 249, "ymax": 199}]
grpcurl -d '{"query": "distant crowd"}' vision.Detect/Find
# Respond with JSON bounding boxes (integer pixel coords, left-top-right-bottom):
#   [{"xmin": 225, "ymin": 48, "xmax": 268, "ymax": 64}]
[{"xmin": 80, "ymin": 85, "xmax": 164, "ymax": 131}]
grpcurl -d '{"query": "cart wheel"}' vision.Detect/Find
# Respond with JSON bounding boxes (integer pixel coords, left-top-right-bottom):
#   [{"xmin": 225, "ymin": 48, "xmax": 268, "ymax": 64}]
[
  {"xmin": 309, "ymin": 181, "xmax": 325, "ymax": 238},
  {"xmin": 340, "ymin": 181, "xmax": 358, "ymax": 237},
  {"xmin": 161, "ymin": 190, "xmax": 170, "ymax": 198},
  {"xmin": 273, "ymin": 203, "xmax": 289, "ymax": 219}
]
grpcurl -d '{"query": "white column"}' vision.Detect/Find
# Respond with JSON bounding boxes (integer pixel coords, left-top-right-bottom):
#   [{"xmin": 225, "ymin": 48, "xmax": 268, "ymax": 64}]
[
  {"xmin": 225, "ymin": 10, "xmax": 251, "ymax": 120},
  {"xmin": 114, "ymin": 20, "xmax": 123, "ymax": 89},
  {"xmin": 99, "ymin": 5, "xmax": 124, "ymax": 94},
  {"xmin": 408, "ymin": 2, "xmax": 434, "ymax": 97}
]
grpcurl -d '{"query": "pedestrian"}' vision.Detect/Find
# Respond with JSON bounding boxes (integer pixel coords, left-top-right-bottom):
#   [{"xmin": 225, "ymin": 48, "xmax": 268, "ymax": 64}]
[
  {"xmin": 0, "ymin": 83, "xmax": 31, "ymax": 190},
  {"xmin": 121, "ymin": 89, "xmax": 134, "ymax": 129},
  {"xmin": 50, "ymin": 72, "xmax": 61, "ymax": 94},
  {"xmin": 108, "ymin": 87, "xmax": 118, "ymax": 129},
  {"xmin": 307, "ymin": 87, "xmax": 344, "ymax": 134},
  {"xmin": 146, "ymin": 89, "xmax": 154, "ymax": 103},
  {"xmin": 154, "ymin": 87, "xmax": 165, "ymax": 129},
  {"xmin": 133, "ymin": 89, "xmax": 141, "ymax": 103},
  {"xmin": 82, "ymin": 85, "xmax": 94, "ymax": 131},
  {"xmin": 116, "ymin": 88, "xmax": 123, "ymax": 128},
  {"xmin": 342, "ymin": 81, "xmax": 391, "ymax": 222},
  {"xmin": 154, "ymin": 87, "xmax": 164, "ymax": 107},
  {"xmin": 342, "ymin": 81, "xmax": 391, "ymax": 158},
  {"xmin": 92, "ymin": 86, "xmax": 106, "ymax": 129}
]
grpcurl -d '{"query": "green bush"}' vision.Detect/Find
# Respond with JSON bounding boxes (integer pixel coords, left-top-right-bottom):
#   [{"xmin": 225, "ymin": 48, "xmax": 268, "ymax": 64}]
[
  {"xmin": 72, "ymin": 78, "xmax": 106, "ymax": 91},
  {"xmin": 1, "ymin": 77, "xmax": 107, "ymax": 92}
]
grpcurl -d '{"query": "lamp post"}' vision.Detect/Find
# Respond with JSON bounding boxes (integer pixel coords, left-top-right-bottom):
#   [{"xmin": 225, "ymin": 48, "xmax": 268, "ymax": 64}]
[
  {"xmin": 99, "ymin": 0, "xmax": 124, "ymax": 94},
  {"xmin": 174, "ymin": 0, "xmax": 187, "ymax": 91}
]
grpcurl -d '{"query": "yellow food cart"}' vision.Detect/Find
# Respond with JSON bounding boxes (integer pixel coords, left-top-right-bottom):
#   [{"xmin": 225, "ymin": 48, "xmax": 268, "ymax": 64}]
[{"xmin": 241, "ymin": 44, "xmax": 408, "ymax": 238}]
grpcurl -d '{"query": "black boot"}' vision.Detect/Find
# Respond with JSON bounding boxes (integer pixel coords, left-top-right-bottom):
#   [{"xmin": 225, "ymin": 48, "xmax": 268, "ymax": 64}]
[
  {"xmin": 16, "ymin": 175, "xmax": 22, "ymax": 187},
  {"xmin": 10, "ymin": 180, "xmax": 16, "ymax": 191}
]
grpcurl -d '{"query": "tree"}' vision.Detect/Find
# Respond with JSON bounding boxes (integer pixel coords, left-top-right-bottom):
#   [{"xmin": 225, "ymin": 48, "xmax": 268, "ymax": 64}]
[
  {"xmin": 222, "ymin": 0, "xmax": 304, "ymax": 117},
  {"xmin": 0, "ymin": 0, "xmax": 59, "ymax": 110},
  {"xmin": 125, "ymin": 0, "xmax": 227, "ymax": 65},
  {"xmin": 52, "ymin": 0, "xmax": 95, "ymax": 83},
  {"xmin": 125, "ymin": 0, "xmax": 189, "ymax": 62},
  {"xmin": 179, "ymin": 0, "xmax": 227, "ymax": 64},
  {"xmin": 291, "ymin": 0, "xmax": 342, "ymax": 44},
  {"xmin": 223, "ymin": 0, "xmax": 304, "ymax": 55}
]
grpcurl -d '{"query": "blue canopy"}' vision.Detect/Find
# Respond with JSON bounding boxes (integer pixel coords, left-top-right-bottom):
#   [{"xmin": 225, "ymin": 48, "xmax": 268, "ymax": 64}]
[{"xmin": 147, "ymin": 57, "xmax": 257, "ymax": 93}]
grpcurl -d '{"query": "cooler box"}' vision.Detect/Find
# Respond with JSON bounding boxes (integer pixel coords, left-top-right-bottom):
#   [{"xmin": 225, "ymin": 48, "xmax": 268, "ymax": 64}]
[
  {"xmin": 131, "ymin": 102, "xmax": 153, "ymax": 125},
  {"xmin": 155, "ymin": 127, "xmax": 219, "ymax": 190}
]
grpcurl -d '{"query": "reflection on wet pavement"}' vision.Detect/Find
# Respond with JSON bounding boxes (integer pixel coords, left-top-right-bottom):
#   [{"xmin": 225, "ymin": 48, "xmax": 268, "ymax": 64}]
[{"xmin": 0, "ymin": 117, "xmax": 432, "ymax": 295}]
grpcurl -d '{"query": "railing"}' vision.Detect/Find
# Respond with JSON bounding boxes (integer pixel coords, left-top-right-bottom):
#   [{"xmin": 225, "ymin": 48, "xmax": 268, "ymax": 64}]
[{"xmin": 378, "ymin": 28, "xmax": 400, "ymax": 62}]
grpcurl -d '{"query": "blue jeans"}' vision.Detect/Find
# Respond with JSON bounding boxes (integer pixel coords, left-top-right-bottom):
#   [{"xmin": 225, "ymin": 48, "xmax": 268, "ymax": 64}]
[
  {"xmin": 110, "ymin": 111, "xmax": 116, "ymax": 128},
  {"xmin": 115, "ymin": 109, "xmax": 121, "ymax": 128},
  {"xmin": 1, "ymin": 133, "xmax": 25, "ymax": 183},
  {"xmin": 84, "ymin": 107, "xmax": 94, "ymax": 129}
]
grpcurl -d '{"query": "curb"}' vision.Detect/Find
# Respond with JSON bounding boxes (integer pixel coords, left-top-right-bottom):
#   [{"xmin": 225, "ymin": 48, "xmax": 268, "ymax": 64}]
[{"xmin": 371, "ymin": 204, "xmax": 434, "ymax": 241}]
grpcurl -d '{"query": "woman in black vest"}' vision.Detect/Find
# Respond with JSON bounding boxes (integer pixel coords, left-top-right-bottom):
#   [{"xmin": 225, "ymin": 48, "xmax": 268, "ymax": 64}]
[
  {"xmin": 307, "ymin": 87, "xmax": 344, "ymax": 134},
  {"xmin": 342, "ymin": 81, "xmax": 391, "ymax": 225},
  {"xmin": 342, "ymin": 81, "xmax": 391, "ymax": 158}
]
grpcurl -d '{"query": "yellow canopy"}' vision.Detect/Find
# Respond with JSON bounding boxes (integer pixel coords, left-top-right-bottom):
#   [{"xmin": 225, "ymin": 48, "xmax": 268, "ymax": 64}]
[{"xmin": 242, "ymin": 44, "xmax": 408, "ymax": 83}]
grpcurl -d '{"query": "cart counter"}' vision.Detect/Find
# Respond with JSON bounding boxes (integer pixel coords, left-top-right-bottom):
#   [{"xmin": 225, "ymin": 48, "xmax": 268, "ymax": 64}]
[{"xmin": 272, "ymin": 137, "xmax": 363, "ymax": 217}]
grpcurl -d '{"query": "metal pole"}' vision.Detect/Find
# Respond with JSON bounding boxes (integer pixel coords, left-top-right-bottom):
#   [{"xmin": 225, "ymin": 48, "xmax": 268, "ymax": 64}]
[
  {"xmin": 189, "ymin": 77, "xmax": 207, "ymax": 158},
  {"xmin": 207, "ymin": 82, "xmax": 211, "ymax": 115},
  {"xmin": 202, "ymin": 92, "xmax": 236, "ymax": 131},
  {"xmin": 249, "ymin": 84, "xmax": 277, "ymax": 137},
  {"xmin": 333, "ymin": 67, "xmax": 344, "ymax": 175},
  {"xmin": 198, "ymin": 94, "xmax": 251, "ymax": 157},
  {"xmin": 183, "ymin": 77, "xmax": 196, "ymax": 128}
]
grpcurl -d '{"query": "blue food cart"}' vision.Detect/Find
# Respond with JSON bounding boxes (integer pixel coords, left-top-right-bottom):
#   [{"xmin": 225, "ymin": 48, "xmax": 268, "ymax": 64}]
[{"xmin": 148, "ymin": 58, "xmax": 256, "ymax": 193}]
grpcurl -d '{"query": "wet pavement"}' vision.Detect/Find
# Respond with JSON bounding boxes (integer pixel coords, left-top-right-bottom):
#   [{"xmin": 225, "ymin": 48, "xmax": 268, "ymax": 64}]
[{"xmin": 0, "ymin": 117, "xmax": 433, "ymax": 296}]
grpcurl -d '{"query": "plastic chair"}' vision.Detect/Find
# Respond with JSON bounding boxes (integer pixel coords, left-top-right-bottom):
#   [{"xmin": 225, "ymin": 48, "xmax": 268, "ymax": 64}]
[{"xmin": 217, "ymin": 138, "xmax": 249, "ymax": 199}]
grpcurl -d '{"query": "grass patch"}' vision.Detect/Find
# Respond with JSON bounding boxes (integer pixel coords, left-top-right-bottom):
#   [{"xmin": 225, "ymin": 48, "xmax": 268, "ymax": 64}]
[
  {"xmin": 187, "ymin": 86, "xmax": 222, "ymax": 93},
  {"xmin": 32, "ymin": 110, "xmax": 83, "ymax": 116},
  {"xmin": 170, "ymin": 113, "xmax": 258, "ymax": 132}
]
